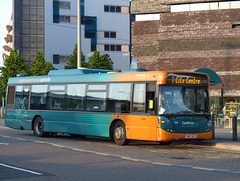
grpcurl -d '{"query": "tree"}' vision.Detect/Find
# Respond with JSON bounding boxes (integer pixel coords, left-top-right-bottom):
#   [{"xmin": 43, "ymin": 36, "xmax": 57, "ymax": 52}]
[
  {"xmin": 64, "ymin": 44, "xmax": 87, "ymax": 69},
  {"xmin": 0, "ymin": 49, "xmax": 30, "ymax": 98},
  {"xmin": 87, "ymin": 51, "xmax": 114, "ymax": 70},
  {"xmin": 30, "ymin": 52, "xmax": 57, "ymax": 76}
]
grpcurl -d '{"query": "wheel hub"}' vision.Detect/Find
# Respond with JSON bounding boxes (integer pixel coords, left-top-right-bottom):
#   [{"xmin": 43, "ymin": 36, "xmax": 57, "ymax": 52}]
[{"xmin": 115, "ymin": 127, "xmax": 124, "ymax": 139}]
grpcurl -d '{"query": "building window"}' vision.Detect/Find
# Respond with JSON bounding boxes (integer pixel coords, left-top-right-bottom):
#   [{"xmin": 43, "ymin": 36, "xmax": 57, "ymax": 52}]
[
  {"xmin": 104, "ymin": 45, "xmax": 121, "ymax": 51},
  {"xmin": 135, "ymin": 14, "xmax": 160, "ymax": 21},
  {"xmin": 104, "ymin": 5, "xmax": 121, "ymax": 13},
  {"xmin": 116, "ymin": 6, "xmax": 121, "ymax": 12},
  {"xmin": 53, "ymin": 55, "xmax": 69, "ymax": 64},
  {"xmin": 59, "ymin": 15, "xmax": 70, "ymax": 23},
  {"xmin": 104, "ymin": 45, "xmax": 109, "ymax": 51},
  {"xmin": 60, "ymin": 2, "xmax": 71, "ymax": 9},
  {"xmin": 53, "ymin": 1, "xmax": 71, "ymax": 9},
  {"xmin": 104, "ymin": 31, "xmax": 116, "ymax": 38},
  {"xmin": 104, "ymin": 5, "xmax": 109, "ymax": 12},
  {"xmin": 53, "ymin": 15, "xmax": 59, "ymax": 23},
  {"xmin": 110, "ymin": 45, "xmax": 115, "ymax": 51},
  {"xmin": 232, "ymin": 24, "xmax": 240, "ymax": 29},
  {"xmin": 86, "ymin": 31, "xmax": 96, "ymax": 38},
  {"xmin": 116, "ymin": 45, "xmax": 121, "ymax": 51},
  {"xmin": 171, "ymin": 1, "xmax": 240, "ymax": 13},
  {"xmin": 53, "ymin": 55, "xmax": 59, "ymax": 64}
]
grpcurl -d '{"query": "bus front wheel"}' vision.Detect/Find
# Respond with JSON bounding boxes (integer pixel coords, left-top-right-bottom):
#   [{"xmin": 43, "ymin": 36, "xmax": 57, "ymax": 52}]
[
  {"xmin": 159, "ymin": 141, "xmax": 172, "ymax": 145},
  {"xmin": 113, "ymin": 121, "xmax": 130, "ymax": 145},
  {"xmin": 33, "ymin": 117, "xmax": 47, "ymax": 137}
]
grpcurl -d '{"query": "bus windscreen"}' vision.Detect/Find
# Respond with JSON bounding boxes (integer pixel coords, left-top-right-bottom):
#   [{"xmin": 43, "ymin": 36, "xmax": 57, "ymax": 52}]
[{"xmin": 159, "ymin": 86, "xmax": 209, "ymax": 115}]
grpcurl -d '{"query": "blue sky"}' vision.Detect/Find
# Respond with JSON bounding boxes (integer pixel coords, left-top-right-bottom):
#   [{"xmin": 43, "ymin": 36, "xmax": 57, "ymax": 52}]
[{"xmin": 0, "ymin": 1, "xmax": 12, "ymax": 67}]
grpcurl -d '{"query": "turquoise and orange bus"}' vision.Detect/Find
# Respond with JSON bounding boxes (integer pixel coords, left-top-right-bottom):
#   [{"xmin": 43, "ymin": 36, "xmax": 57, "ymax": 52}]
[{"xmin": 5, "ymin": 69, "xmax": 212, "ymax": 145}]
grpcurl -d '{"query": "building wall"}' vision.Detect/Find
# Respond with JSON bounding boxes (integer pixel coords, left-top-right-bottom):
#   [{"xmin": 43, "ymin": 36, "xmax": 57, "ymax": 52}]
[
  {"xmin": 131, "ymin": 0, "xmax": 227, "ymax": 14},
  {"xmin": 13, "ymin": 0, "xmax": 45, "ymax": 64},
  {"xmin": 44, "ymin": 0, "xmax": 90, "ymax": 70},
  {"xmin": 10, "ymin": 0, "xmax": 130, "ymax": 70},
  {"xmin": 45, "ymin": 0, "xmax": 130, "ymax": 70},
  {"xmin": 131, "ymin": 2, "xmax": 240, "ymax": 97}
]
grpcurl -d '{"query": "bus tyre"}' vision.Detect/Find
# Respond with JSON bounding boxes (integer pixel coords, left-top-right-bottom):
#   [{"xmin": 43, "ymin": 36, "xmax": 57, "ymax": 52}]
[
  {"xmin": 33, "ymin": 117, "xmax": 47, "ymax": 137},
  {"xmin": 113, "ymin": 121, "xmax": 130, "ymax": 145},
  {"xmin": 159, "ymin": 141, "xmax": 172, "ymax": 145}
]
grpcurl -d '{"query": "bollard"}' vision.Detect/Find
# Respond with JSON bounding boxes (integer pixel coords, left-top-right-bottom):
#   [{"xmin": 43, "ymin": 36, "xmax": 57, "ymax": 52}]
[
  {"xmin": 232, "ymin": 116, "xmax": 237, "ymax": 141},
  {"xmin": 212, "ymin": 115, "xmax": 215, "ymax": 139}
]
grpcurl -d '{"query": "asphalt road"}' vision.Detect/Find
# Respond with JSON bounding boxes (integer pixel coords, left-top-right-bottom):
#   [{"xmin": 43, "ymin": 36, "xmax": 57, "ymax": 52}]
[{"xmin": 1, "ymin": 127, "xmax": 240, "ymax": 181}]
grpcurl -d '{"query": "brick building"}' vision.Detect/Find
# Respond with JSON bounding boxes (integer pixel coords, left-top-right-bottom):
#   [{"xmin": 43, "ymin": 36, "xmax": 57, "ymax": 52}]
[{"xmin": 131, "ymin": 0, "xmax": 240, "ymax": 128}]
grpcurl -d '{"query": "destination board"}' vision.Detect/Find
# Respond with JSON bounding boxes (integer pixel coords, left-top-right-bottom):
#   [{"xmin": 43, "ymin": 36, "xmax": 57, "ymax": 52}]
[{"xmin": 166, "ymin": 73, "xmax": 208, "ymax": 85}]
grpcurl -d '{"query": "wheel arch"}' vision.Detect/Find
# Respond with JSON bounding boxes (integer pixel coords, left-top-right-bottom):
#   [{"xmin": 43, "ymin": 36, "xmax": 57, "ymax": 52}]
[
  {"xmin": 109, "ymin": 119, "xmax": 125, "ymax": 141},
  {"xmin": 31, "ymin": 115, "xmax": 42, "ymax": 130}
]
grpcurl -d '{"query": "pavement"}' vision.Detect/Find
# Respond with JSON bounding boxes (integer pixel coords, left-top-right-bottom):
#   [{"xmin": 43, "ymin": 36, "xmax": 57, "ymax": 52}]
[{"xmin": 1, "ymin": 119, "xmax": 240, "ymax": 151}]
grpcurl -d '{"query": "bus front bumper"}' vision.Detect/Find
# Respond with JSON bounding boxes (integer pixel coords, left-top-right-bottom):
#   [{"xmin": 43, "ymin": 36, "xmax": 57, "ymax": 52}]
[{"xmin": 157, "ymin": 128, "xmax": 212, "ymax": 142}]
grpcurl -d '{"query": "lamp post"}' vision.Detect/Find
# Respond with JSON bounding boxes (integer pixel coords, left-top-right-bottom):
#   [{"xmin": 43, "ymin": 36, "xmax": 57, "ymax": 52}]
[{"xmin": 77, "ymin": 0, "xmax": 81, "ymax": 69}]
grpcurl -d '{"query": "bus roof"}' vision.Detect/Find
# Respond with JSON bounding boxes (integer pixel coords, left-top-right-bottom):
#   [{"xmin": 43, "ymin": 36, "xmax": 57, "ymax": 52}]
[{"xmin": 7, "ymin": 69, "xmax": 209, "ymax": 86}]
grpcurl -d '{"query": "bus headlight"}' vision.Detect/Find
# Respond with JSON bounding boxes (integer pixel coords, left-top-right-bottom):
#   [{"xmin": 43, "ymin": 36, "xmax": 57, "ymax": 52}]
[
  {"xmin": 205, "ymin": 119, "xmax": 212, "ymax": 132},
  {"xmin": 158, "ymin": 116, "xmax": 176, "ymax": 133}
]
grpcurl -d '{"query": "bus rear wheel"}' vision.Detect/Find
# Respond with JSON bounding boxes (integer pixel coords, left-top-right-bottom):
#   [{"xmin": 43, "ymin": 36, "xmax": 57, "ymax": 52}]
[
  {"xmin": 33, "ymin": 117, "xmax": 47, "ymax": 137},
  {"xmin": 113, "ymin": 121, "xmax": 130, "ymax": 145}
]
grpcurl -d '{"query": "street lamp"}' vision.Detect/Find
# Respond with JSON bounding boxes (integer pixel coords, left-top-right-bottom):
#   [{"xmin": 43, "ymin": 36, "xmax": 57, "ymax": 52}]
[{"xmin": 77, "ymin": 0, "xmax": 81, "ymax": 69}]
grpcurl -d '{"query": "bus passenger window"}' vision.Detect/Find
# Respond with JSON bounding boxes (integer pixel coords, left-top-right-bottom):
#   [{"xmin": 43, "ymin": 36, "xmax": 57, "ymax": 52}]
[
  {"xmin": 6, "ymin": 86, "xmax": 15, "ymax": 109},
  {"xmin": 30, "ymin": 85, "xmax": 48, "ymax": 110},
  {"xmin": 23, "ymin": 86, "xmax": 30, "ymax": 110},
  {"xmin": 133, "ymin": 84, "xmax": 145, "ymax": 113},
  {"xmin": 48, "ymin": 92, "xmax": 65, "ymax": 110},
  {"xmin": 66, "ymin": 84, "xmax": 86, "ymax": 111},
  {"xmin": 47, "ymin": 85, "xmax": 66, "ymax": 110},
  {"xmin": 86, "ymin": 84, "xmax": 107, "ymax": 112},
  {"xmin": 107, "ymin": 83, "xmax": 131, "ymax": 113},
  {"xmin": 14, "ymin": 86, "xmax": 23, "ymax": 110},
  {"xmin": 86, "ymin": 92, "xmax": 106, "ymax": 112}
]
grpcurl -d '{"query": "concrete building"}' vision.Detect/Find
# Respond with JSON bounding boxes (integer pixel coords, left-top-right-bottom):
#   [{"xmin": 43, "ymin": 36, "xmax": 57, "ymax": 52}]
[
  {"xmin": 3, "ymin": 0, "xmax": 131, "ymax": 71},
  {"xmin": 131, "ymin": 0, "xmax": 240, "ymax": 128}
]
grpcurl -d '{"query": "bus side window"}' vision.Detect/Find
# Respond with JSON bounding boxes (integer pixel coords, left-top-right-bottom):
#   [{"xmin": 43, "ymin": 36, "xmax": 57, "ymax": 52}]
[
  {"xmin": 47, "ymin": 85, "xmax": 66, "ymax": 110},
  {"xmin": 107, "ymin": 83, "xmax": 131, "ymax": 113},
  {"xmin": 23, "ymin": 86, "xmax": 30, "ymax": 110},
  {"xmin": 6, "ymin": 86, "xmax": 15, "ymax": 109},
  {"xmin": 14, "ymin": 86, "xmax": 23, "ymax": 110},
  {"xmin": 133, "ymin": 84, "xmax": 146, "ymax": 113},
  {"xmin": 66, "ymin": 84, "xmax": 86, "ymax": 111},
  {"xmin": 86, "ymin": 84, "xmax": 107, "ymax": 112},
  {"xmin": 30, "ymin": 85, "xmax": 48, "ymax": 110}
]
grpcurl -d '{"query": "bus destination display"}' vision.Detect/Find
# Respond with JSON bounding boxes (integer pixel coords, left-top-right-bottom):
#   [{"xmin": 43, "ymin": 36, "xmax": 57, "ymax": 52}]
[{"xmin": 166, "ymin": 73, "xmax": 208, "ymax": 85}]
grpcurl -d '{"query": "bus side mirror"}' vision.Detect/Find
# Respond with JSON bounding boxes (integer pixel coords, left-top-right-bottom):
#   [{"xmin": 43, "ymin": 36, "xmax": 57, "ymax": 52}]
[{"xmin": 149, "ymin": 99, "xmax": 154, "ymax": 110}]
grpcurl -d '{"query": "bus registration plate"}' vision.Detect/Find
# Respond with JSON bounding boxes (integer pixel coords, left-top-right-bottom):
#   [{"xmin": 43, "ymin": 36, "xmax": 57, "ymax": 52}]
[{"xmin": 185, "ymin": 135, "xmax": 197, "ymax": 139}]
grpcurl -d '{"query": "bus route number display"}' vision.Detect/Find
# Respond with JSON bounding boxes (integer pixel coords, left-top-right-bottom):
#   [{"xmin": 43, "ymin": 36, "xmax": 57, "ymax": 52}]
[{"xmin": 166, "ymin": 73, "xmax": 208, "ymax": 85}]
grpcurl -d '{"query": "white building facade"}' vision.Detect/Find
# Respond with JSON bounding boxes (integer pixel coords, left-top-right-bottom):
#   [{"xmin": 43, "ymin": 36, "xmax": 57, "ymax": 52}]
[{"xmin": 4, "ymin": 0, "xmax": 131, "ymax": 70}]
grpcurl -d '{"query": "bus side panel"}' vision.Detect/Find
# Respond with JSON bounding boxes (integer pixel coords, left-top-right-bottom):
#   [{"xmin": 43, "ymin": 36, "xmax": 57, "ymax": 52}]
[
  {"xmin": 5, "ymin": 110, "xmax": 22, "ymax": 129},
  {"xmin": 5, "ymin": 110, "xmax": 32, "ymax": 130},
  {"xmin": 40, "ymin": 112, "xmax": 113, "ymax": 137},
  {"xmin": 116, "ymin": 115, "xmax": 159, "ymax": 141}
]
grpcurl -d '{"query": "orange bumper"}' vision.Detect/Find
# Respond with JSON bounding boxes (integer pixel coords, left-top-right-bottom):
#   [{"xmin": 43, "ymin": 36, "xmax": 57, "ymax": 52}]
[{"xmin": 157, "ymin": 128, "xmax": 212, "ymax": 142}]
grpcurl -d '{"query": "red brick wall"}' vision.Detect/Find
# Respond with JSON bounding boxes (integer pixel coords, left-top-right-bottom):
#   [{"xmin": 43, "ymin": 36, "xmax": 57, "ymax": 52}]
[{"xmin": 132, "ymin": 9, "xmax": 240, "ymax": 94}]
